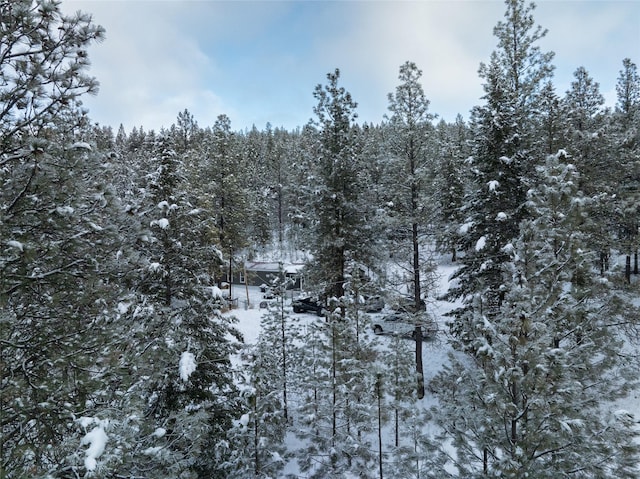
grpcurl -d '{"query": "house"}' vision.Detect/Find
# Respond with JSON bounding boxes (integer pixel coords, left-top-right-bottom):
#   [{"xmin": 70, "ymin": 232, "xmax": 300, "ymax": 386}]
[{"xmin": 231, "ymin": 261, "xmax": 305, "ymax": 290}]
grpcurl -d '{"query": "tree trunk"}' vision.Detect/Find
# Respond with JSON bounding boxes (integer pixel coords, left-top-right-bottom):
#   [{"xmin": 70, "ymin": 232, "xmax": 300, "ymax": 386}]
[
  {"xmin": 332, "ymin": 322, "xmax": 337, "ymax": 441},
  {"xmin": 415, "ymin": 326, "xmax": 424, "ymax": 399},
  {"xmin": 634, "ymin": 249, "xmax": 638, "ymax": 275},
  {"xmin": 377, "ymin": 375, "xmax": 384, "ymax": 479},
  {"xmin": 625, "ymin": 254, "xmax": 631, "ymax": 284},
  {"xmin": 484, "ymin": 447, "xmax": 489, "ymax": 474},
  {"xmin": 280, "ymin": 293, "xmax": 288, "ymax": 421},
  {"xmin": 277, "ymin": 171, "xmax": 284, "ymax": 246},
  {"xmin": 413, "ymin": 221, "xmax": 425, "ymax": 399},
  {"xmin": 228, "ymin": 253, "xmax": 233, "ymax": 301},
  {"xmin": 164, "ymin": 263, "xmax": 172, "ymax": 307}
]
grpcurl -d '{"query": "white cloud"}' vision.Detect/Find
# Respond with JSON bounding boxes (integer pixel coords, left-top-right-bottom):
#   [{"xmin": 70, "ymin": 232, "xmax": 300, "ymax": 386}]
[
  {"xmin": 304, "ymin": 1, "xmax": 505, "ymax": 122},
  {"xmin": 60, "ymin": 0, "xmax": 640, "ymax": 131},
  {"xmin": 64, "ymin": 0, "xmax": 230, "ymax": 131}
]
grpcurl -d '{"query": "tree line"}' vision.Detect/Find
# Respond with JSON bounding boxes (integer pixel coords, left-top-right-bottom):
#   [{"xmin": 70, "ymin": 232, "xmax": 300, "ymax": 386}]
[{"xmin": 1, "ymin": 0, "xmax": 639, "ymax": 477}]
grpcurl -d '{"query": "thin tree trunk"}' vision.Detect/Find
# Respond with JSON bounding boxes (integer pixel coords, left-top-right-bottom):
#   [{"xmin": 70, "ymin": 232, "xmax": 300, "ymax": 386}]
[
  {"xmin": 244, "ymin": 266, "xmax": 250, "ymax": 308},
  {"xmin": 413, "ymin": 221, "xmax": 425, "ymax": 399},
  {"xmin": 332, "ymin": 322, "xmax": 337, "ymax": 441},
  {"xmin": 625, "ymin": 254, "xmax": 631, "ymax": 284},
  {"xmin": 484, "ymin": 447, "xmax": 488, "ymax": 474},
  {"xmin": 281, "ymin": 293, "xmax": 288, "ymax": 421},
  {"xmin": 377, "ymin": 375, "xmax": 384, "ymax": 479},
  {"xmin": 394, "ymin": 407, "xmax": 399, "ymax": 448},
  {"xmin": 277, "ymin": 169, "xmax": 283, "ymax": 246},
  {"xmin": 415, "ymin": 326, "xmax": 424, "ymax": 399},
  {"xmin": 228, "ymin": 252, "xmax": 233, "ymax": 301}
]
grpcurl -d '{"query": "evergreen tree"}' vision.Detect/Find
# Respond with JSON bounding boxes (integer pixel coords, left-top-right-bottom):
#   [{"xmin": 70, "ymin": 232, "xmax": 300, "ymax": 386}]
[
  {"xmin": 259, "ymin": 270, "xmax": 301, "ymax": 422},
  {"xmin": 282, "ymin": 125, "xmax": 320, "ymax": 255},
  {"xmin": 448, "ymin": 0, "xmax": 554, "ymax": 342},
  {"xmin": 562, "ymin": 66, "xmax": 607, "ymax": 193},
  {"xmin": 106, "ymin": 134, "xmax": 244, "ymax": 478},
  {"xmin": 561, "ymin": 66, "xmax": 612, "ymax": 276},
  {"xmin": 203, "ymin": 115, "xmax": 250, "ymax": 294},
  {"xmin": 434, "ymin": 116, "xmax": 470, "ymax": 263},
  {"xmin": 384, "ymin": 61, "xmax": 438, "ymax": 398},
  {"xmin": 173, "ymin": 108, "xmax": 201, "ymax": 155},
  {"xmin": 308, "ymin": 69, "xmax": 371, "ymax": 300},
  {"xmin": 536, "ymin": 81, "xmax": 563, "ymax": 155},
  {"xmin": 612, "ymin": 58, "xmax": 640, "ymax": 281},
  {"xmin": 224, "ymin": 337, "xmax": 289, "ymax": 478},
  {"xmin": 0, "ymin": 2, "xmax": 121, "ymax": 476},
  {"xmin": 238, "ymin": 125, "xmax": 273, "ymax": 251},
  {"xmin": 295, "ymin": 301, "xmax": 379, "ymax": 478},
  {"xmin": 433, "ymin": 151, "xmax": 640, "ymax": 478}
]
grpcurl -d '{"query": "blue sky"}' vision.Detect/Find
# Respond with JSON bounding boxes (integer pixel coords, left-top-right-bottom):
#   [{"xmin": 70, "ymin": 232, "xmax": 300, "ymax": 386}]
[{"xmin": 61, "ymin": 0, "xmax": 640, "ymax": 133}]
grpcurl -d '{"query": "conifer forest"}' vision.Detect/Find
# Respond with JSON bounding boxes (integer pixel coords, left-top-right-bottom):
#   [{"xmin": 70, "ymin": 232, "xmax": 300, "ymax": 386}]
[{"xmin": 1, "ymin": 0, "xmax": 639, "ymax": 477}]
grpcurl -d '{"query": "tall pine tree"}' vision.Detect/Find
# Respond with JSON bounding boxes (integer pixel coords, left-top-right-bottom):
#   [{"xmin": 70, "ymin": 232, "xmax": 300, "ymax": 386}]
[
  {"xmin": 448, "ymin": 0, "xmax": 554, "ymax": 343},
  {"xmin": 433, "ymin": 151, "xmax": 640, "ymax": 477}
]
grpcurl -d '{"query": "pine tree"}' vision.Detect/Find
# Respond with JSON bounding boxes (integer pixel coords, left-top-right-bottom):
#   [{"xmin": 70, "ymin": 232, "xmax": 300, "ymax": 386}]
[
  {"xmin": 281, "ymin": 125, "xmax": 320, "ymax": 255},
  {"xmin": 203, "ymin": 115, "xmax": 250, "ymax": 296},
  {"xmin": 562, "ymin": 66, "xmax": 607, "ymax": 193},
  {"xmin": 258, "ymin": 270, "xmax": 301, "ymax": 422},
  {"xmin": 103, "ymin": 133, "xmax": 244, "ymax": 478},
  {"xmin": 536, "ymin": 81, "xmax": 563, "ymax": 155},
  {"xmin": 561, "ymin": 66, "xmax": 613, "ymax": 276},
  {"xmin": 383, "ymin": 61, "xmax": 439, "ymax": 398},
  {"xmin": 308, "ymin": 69, "xmax": 371, "ymax": 300},
  {"xmin": 432, "ymin": 151, "xmax": 640, "ymax": 478},
  {"xmin": 448, "ymin": 0, "xmax": 554, "ymax": 343},
  {"xmin": 224, "ymin": 336, "xmax": 289, "ymax": 478},
  {"xmin": 294, "ymin": 301, "xmax": 379, "ymax": 478},
  {"xmin": 0, "ymin": 2, "xmax": 122, "ymax": 476},
  {"xmin": 612, "ymin": 59, "xmax": 640, "ymax": 282},
  {"xmin": 434, "ymin": 116, "xmax": 470, "ymax": 263}
]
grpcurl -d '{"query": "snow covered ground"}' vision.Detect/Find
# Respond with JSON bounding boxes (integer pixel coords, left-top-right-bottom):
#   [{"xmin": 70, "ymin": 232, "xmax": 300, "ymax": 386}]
[
  {"xmin": 223, "ymin": 257, "xmax": 640, "ymax": 476},
  {"xmin": 222, "ymin": 258, "xmax": 463, "ymax": 475}
]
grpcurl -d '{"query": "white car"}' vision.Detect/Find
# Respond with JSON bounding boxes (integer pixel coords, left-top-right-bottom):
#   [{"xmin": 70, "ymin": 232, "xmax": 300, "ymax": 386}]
[{"xmin": 371, "ymin": 313, "xmax": 438, "ymax": 339}]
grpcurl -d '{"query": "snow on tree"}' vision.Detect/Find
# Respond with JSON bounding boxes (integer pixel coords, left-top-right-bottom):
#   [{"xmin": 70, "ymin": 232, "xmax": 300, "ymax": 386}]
[
  {"xmin": 432, "ymin": 151, "xmax": 640, "ymax": 477},
  {"xmin": 447, "ymin": 0, "xmax": 555, "ymax": 343},
  {"xmin": 202, "ymin": 114, "xmax": 250, "ymax": 295},
  {"xmin": 0, "ymin": 2, "xmax": 129, "ymax": 475},
  {"xmin": 99, "ymin": 133, "xmax": 244, "ymax": 478},
  {"xmin": 382, "ymin": 61, "xmax": 440, "ymax": 399},
  {"xmin": 294, "ymin": 300, "xmax": 380, "ymax": 478},
  {"xmin": 535, "ymin": 81, "xmax": 563, "ymax": 155},
  {"xmin": 237, "ymin": 124, "xmax": 280, "ymax": 250},
  {"xmin": 306, "ymin": 68, "xmax": 374, "ymax": 301},
  {"xmin": 223, "ymin": 329, "xmax": 290, "ymax": 478},
  {"xmin": 433, "ymin": 115, "xmax": 471, "ymax": 262},
  {"xmin": 612, "ymin": 58, "xmax": 640, "ymax": 282},
  {"xmin": 561, "ymin": 66, "xmax": 607, "ymax": 194}
]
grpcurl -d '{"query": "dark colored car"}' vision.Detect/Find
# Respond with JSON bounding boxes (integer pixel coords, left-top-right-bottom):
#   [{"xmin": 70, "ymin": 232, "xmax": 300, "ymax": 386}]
[{"xmin": 292, "ymin": 297, "xmax": 324, "ymax": 315}]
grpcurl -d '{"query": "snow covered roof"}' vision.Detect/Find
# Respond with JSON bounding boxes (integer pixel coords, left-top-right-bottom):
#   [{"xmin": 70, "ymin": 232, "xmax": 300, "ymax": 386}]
[{"xmin": 244, "ymin": 261, "xmax": 305, "ymax": 274}]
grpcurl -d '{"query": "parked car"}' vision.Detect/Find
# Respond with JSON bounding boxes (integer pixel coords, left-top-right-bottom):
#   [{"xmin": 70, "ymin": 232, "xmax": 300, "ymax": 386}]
[
  {"xmin": 263, "ymin": 287, "xmax": 279, "ymax": 299},
  {"xmin": 371, "ymin": 312, "xmax": 438, "ymax": 339},
  {"xmin": 361, "ymin": 294, "xmax": 384, "ymax": 313},
  {"xmin": 292, "ymin": 297, "xmax": 324, "ymax": 315},
  {"xmin": 393, "ymin": 295, "xmax": 426, "ymax": 314}
]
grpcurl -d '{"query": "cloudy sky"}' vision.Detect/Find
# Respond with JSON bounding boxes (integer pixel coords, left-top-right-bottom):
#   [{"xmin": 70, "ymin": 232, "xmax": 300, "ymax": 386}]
[{"xmin": 61, "ymin": 0, "xmax": 640, "ymax": 133}]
